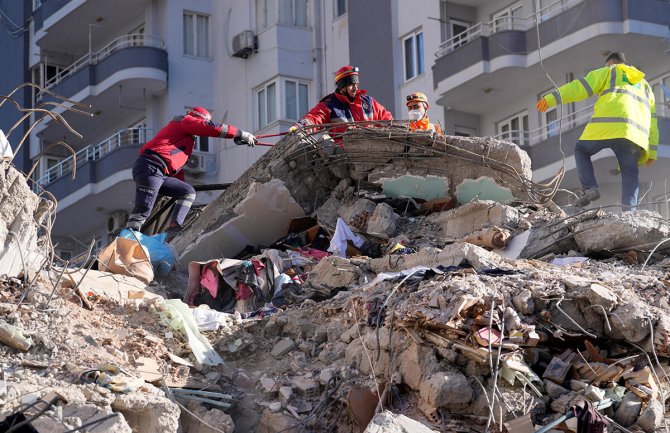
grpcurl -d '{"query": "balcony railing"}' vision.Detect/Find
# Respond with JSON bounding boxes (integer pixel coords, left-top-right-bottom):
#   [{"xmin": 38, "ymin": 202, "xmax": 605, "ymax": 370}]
[
  {"xmin": 436, "ymin": 0, "xmax": 584, "ymax": 57},
  {"xmin": 37, "ymin": 34, "xmax": 165, "ymax": 97},
  {"xmin": 494, "ymin": 103, "xmax": 669, "ymax": 147},
  {"xmin": 36, "ymin": 127, "xmax": 153, "ymax": 187}
]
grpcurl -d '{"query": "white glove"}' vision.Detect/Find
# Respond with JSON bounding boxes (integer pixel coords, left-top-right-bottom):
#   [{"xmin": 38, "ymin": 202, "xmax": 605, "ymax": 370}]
[{"xmin": 234, "ymin": 130, "xmax": 257, "ymax": 147}]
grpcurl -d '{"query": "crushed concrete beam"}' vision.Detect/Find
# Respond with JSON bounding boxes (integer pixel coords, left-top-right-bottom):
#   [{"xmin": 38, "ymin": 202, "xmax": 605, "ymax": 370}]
[
  {"xmin": 574, "ymin": 210, "xmax": 670, "ymax": 255},
  {"xmin": 427, "ymin": 200, "xmax": 519, "ymax": 241}
]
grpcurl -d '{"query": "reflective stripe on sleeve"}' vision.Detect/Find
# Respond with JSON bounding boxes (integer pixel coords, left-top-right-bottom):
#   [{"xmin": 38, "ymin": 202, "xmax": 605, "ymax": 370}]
[{"xmin": 578, "ymin": 77, "xmax": 593, "ymax": 97}]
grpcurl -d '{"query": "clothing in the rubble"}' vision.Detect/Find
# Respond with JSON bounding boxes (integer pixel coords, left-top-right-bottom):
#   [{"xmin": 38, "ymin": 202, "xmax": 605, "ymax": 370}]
[
  {"xmin": 538, "ymin": 54, "xmax": 658, "ymax": 209},
  {"xmin": 328, "ymin": 217, "xmax": 365, "ymax": 257},
  {"xmin": 126, "ymin": 109, "xmax": 252, "ymax": 230},
  {"xmin": 572, "ymin": 400, "xmax": 609, "ymax": 433},
  {"xmin": 242, "ymin": 306, "xmax": 279, "ymax": 319}
]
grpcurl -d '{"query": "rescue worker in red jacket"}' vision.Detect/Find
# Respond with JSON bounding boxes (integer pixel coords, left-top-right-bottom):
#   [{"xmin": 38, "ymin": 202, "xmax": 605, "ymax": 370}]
[
  {"xmin": 406, "ymin": 92, "xmax": 444, "ymax": 134},
  {"xmin": 126, "ymin": 107, "xmax": 257, "ymax": 232},
  {"xmin": 290, "ymin": 66, "xmax": 393, "ymax": 136}
]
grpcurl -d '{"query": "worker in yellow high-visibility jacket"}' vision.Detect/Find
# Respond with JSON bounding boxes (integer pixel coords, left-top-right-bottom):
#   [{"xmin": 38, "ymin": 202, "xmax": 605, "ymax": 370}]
[{"xmin": 536, "ymin": 51, "xmax": 658, "ymax": 210}]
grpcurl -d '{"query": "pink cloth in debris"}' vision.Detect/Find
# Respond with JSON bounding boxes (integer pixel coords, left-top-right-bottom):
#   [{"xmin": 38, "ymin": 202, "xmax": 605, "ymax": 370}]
[
  {"xmin": 251, "ymin": 259, "xmax": 265, "ymax": 275},
  {"xmin": 200, "ymin": 263, "xmax": 219, "ymax": 299},
  {"xmin": 236, "ymin": 282, "xmax": 254, "ymax": 300},
  {"xmin": 300, "ymin": 248, "xmax": 329, "ymax": 261}
]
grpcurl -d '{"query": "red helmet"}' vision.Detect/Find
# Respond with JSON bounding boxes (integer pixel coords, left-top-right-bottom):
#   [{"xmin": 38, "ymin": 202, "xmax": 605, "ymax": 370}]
[
  {"xmin": 187, "ymin": 106, "xmax": 212, "ymax": 121},
  {"xmin": 335, "ymin": 65, "xmax": 359, "ymax": 88}
]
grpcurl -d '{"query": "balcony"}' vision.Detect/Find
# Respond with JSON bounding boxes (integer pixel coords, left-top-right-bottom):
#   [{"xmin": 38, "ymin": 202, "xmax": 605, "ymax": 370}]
[
  {"xmin": 432, "ymin": 0, "xmax": 670, "ymax": 112},
  {"xmin": 37, "ymin": 128, "xmax": 152, "ymax": 239},
  {"xmin": 35, "ymin": 34, "xmax": 167, "ymax": 144},
  {"xmin": 33, "ymin": 0, "xmax": 150, "ymax": 54}
]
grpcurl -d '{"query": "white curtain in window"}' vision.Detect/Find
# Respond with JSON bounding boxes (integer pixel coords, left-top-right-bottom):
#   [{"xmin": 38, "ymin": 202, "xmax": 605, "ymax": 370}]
[{"xmin": 196, "ymin": 15, "xmax": 209, "ymax": 57}]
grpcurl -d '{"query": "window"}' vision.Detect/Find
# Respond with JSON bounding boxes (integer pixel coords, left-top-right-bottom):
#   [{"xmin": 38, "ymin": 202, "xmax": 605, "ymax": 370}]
[
  {"xmin": 403, "ymin": 31, "xmax": 424, "ymax": 81},
  {"xmin": 497, "ymin": 112, "xmax": 528, "ymax": 146},
  {"xmin": 651, "ymin": 73, "xmax": 670, "ymax": 117},
  {"xmin": 45, "ymin": 157, "xmax": 61, "ymax": 183},
  {"xmin": 545, "ymin": 108, "xmax": 558, "ymax": 138},
  {"xmin": 279, "ymin": 0, "xmax": 307, "ymax": 27},
  {"xmin": 492, "ymin": 2, "xmax": 523, "ymax": 32},
  {"xmin": 256, "ymin": 0, "xmax": 278, "ymax": 31},
  {"xmin": 450, "ymin": 19, "xmax": 470, "ymax": 49},
  {"xmin": 285, "ymin": 80, "xmax": 309, "ymax": 120},
  {"xmin": 183, "ymin": 11, "xmax": 210, "ymax": 58},
  {"xmin": 335, "ymin": 0, "xmax": 347, "ymax": 17},
  {"xmin": 257, "ymin": 81, "xmax": 277, "ymax": 129}
]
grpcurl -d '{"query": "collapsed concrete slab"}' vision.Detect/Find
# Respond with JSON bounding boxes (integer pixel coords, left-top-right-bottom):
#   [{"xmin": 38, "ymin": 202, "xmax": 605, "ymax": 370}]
[
  {"xmin": 427, "ymin": 200, "xmax": 519, "ymax": 241},
  {"xmin": 574, "ymin": 210, "xmax": 670, "ymax": 255},
  {"xmin": 173, "ymin": 128, "xmax": 533, "ymax": 266},
  {"xmin": 0, "ymin": 162, "xmax": 50, "ymax": 276}
]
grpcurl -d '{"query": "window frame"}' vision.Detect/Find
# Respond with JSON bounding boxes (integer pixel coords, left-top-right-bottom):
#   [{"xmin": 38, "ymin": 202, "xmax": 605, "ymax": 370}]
[
  {"xmin": 279, "ymin": 0, "xmax": 308, "ymax": 27},
  {"xmin": 496, "ymin": 111, "xmax": 529, "ymax": 146},
  {"xmin": 284, "ymin": 79, "xmax": 310, "ymax": 121},
  {"xmin": 449, "ymin": 19, "xmax": 471, "ymax": 49},
  {"xmin": 335, "ymin": 0, "xmax": 347, "ymax": 18},
  {"xmin": 183, "ymin": 10, "xmax": 211, "ymax": 59},
  {"xmin": 491, "ymin": 1, "xmax": 523, "ymax": 32},
  {"xmin": 402, "ymin": 30, "xmax": 425, "ymax": 82},
  {"xmin": 650, "ymin": 72, "xmax": 670, "ymax": 117},
  {"xmin": 256, "ymin": 80, "xmax": 278, "ymax": 130},
  {"xmin": 256, "ymin": 0, "xmax": 278, "ymax": 31}
]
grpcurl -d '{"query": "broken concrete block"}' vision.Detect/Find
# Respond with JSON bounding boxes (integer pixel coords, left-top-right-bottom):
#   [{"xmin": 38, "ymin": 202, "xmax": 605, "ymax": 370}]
[
  {"xmin": 366, "ymin": 203, "xmax": 398, "ymax": 239},
  {"xmin": 339, "ymin": 198, "xmax": 376, "ymax": 232},
  {"xmin": 427, "ymin": 200, "xmax": 519, "ymax": 240},
  {"xmin": 614, "ymin": 391, "xmax": 643, "ymax": 427},
  {"xmin": 369, "ymin": 243, "xmax": 508, "ymax": 274},
  {"xmin": 317, "ymin": 342, "xmax": 347, "ymax": 363},
  {"xmin": 574, "ymin": 210, "xmax": 670, "ymax": 255},
  {"xmin": 279, "ymin": 386, "xmax": 293, "ymax": 406},
  {"xmin": 418, "ymin": 371, "xmax": 472, "ymax": 410},
  {"xmin": 512, "ymin": 289, "xmax": 535, "ymax": 315},
  {"xmin": 292, "ymin": 376, "xmax": 318, "ymax": 399},
  {"xmin": 315, "ymin": 196, "xmax": 341, "ymax": 229},
  {"xmin": 271, "ymin": 338, "xmax": 296, "ymax": 358},
  {"xmin": 268, "ymin": 401, "xmax": 282, "ymax": 412},
  {"xmin": 259, "ymin": 377, "xmax": 277, "ymax": 393},
  {"xmin": 319, "ymin": 368, "xmax": 334, "ymax": 385},
  {"xmin": 310, "ymin": 256, "xmax": 362, "ymax": 289},
  {"xmin": 398, "ymin": 343, "xmax": 440, "ymax": 391},
  {"xmin": 636, "ymin": 397, "xmax": 664, "ymax": 432},
  {"xmin": 363, "ymin": 410, "xmax": 439, "ymax": 433},
  {"xmin": 112, "ymin": 392, "xmax": 180, "ymax": 433},
  {"xmin": 606, "ymin": 302, "xmax": 651, "ymax": 343},
  {"xmin": 543, "ymin": 379, "xmax": 570, "ymax": 399},
  {"xmin": 585, "ymin": 284, "xmax": 617, "ymax": 312},
  {"xmin": 519, "ymin": 221, "xmax": 578, "ymax": 259}
]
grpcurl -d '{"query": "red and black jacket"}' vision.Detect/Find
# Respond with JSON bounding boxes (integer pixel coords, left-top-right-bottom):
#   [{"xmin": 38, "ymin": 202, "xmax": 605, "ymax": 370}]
[
  {"xmin": 139, "ymin": 114, "xmax": 238, "ymax": 176},
  {"xmin": 298, "ymin": 89, "xmax": 393, "ymax": 134}
]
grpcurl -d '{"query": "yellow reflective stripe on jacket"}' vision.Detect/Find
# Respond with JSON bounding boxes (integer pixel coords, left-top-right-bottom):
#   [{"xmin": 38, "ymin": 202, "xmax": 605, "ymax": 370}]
[{"xmin": 544, "ymin": 65, "xmax": 657, "ymax": 163}]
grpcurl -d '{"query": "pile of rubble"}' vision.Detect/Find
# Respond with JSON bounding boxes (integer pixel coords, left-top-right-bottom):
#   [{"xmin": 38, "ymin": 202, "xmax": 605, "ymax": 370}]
[{"xmin": 1, "ymin": 128, "xmax": 670, "ymax": 433}]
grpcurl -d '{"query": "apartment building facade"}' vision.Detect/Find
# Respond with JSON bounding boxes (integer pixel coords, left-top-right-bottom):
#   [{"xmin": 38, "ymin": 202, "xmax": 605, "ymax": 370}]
[{"xmin": 6, "ymin": 0, "xmax": 669, "ymax": 258}]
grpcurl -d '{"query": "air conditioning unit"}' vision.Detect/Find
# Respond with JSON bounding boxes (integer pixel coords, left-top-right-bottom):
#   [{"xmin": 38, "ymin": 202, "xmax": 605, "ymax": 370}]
[
  {"xmin": 184, "ymin": 153, "xmax": 216, "ymax": 175},
  {"xmin": 232, "ymin": 30, "xmax": 256, "ymax": 58},
  {"xmin": 107, "ymin": 211, "xmax": 128, "ymax": 234}
]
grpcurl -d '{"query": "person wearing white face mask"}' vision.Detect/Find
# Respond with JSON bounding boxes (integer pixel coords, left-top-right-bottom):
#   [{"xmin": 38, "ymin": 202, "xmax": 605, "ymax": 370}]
[{"xmin": 406, "ymin": 92, "xmax": 443, "ymax": 134}]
